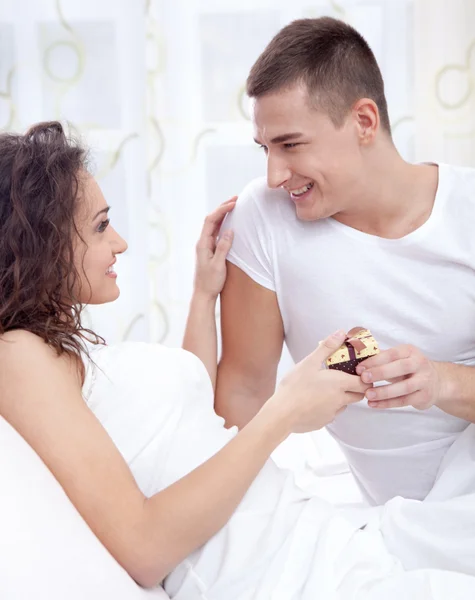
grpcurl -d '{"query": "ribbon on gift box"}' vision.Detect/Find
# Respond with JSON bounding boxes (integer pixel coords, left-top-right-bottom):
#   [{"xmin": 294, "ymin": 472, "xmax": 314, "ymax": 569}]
[{"xmin": 345, "ymin": 327, "xmax": 371, "ymax": 359}]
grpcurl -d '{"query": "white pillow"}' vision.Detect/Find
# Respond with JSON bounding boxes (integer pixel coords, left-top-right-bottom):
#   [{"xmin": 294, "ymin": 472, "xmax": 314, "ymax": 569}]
[{"xmin": 0, "ymin": 416, "xmax": 169, "ymax": 600}]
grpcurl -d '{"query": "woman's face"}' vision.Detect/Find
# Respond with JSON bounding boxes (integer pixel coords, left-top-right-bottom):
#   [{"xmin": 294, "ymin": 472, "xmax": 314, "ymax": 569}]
[{"xmin": 74, "ymin": 173, "xmax": 128, "ymax": 305}]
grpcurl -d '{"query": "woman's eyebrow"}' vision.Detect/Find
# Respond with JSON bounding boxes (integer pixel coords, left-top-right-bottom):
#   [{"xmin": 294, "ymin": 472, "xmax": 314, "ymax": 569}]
[{"xmin": 92, "ymin": 206, "xmax": 110, "ymax": 221}]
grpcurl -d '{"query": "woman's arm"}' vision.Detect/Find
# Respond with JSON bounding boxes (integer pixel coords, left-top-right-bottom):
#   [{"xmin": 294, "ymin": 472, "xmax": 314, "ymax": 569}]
[
  {"xmin": 182, "ymin": 198, "xmax": 236, "ymax": 390},
  {"xmin": 0, "ymin": 328, "xmax": 363, "ymax": 588},
  {"xmin": 182, "ymin": 291, "xmax": 220, "ymax": 391},
  {"xmin": 0, "ymin": 330, "xmax": 285, "ymax": 587}
]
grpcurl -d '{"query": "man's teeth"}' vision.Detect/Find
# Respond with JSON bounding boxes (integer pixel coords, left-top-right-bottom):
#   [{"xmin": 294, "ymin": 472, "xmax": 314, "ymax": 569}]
[
  {"xmin": 106, "ymin": 266, "xmax": 115, "ymax": 274},
  {"xmin": 291, "ymin": 183, "xmax": 313, "ymax": 196}
]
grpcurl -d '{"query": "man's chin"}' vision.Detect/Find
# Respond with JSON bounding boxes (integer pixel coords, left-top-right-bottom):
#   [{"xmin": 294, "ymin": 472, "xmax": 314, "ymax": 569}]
[{"xmin": 295, "ymin": 204, "xmax": 329, "ymax": 222}]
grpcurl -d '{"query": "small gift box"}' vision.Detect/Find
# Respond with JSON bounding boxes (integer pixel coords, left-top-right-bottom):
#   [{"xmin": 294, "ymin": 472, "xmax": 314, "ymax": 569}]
[{"xmin": 325, "ymin": 326, "xmax": 379, "ymax": 375}]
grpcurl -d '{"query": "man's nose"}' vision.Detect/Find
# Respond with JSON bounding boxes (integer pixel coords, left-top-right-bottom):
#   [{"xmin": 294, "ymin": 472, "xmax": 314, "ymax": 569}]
[{"xmin": 266, "ymin": 153, "xmax": 291, "ymax": 189}]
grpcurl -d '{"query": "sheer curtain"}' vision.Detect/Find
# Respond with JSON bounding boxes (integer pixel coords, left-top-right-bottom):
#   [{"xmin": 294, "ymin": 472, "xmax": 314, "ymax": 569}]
[
  {"xmin": 1, "ymin": 0, "xmax": 473, "ymax": 481},
  {"xmin": 0, "ymin": 0, "xmax": 149, "ymax": 343},
  {"xmin": 414, "ymin": 0, "xmax": 475, "ymax": 166}
]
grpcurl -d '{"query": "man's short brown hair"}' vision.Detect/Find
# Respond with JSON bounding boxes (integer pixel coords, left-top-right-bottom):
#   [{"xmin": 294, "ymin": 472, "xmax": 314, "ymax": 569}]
[{"xmin": 247, "ymin": 17, "xmax": 391, "ymax": 133}]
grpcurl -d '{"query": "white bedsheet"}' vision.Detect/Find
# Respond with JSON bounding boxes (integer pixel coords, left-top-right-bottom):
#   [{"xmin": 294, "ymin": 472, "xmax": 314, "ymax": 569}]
[
  {"xmin": 1, "ymin": 340, "xmax": 474, "ymax": 600},
  {"xmin": 81, "ymin": 342, "xmax": 475, "ymax": 600},
  {"xmin": 374, "ymin": 422, "xmax": 475, "ymax": 576}
]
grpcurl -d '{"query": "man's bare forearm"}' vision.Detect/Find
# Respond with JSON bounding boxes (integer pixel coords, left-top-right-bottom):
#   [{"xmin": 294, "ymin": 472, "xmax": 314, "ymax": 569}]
[
  {"xmin": 215, "ymin": 361, "xmax": 277, "ymax": 429},
  {"xmin": 435, "ymin": 362, "xmax": 475, "ymax": 422}
]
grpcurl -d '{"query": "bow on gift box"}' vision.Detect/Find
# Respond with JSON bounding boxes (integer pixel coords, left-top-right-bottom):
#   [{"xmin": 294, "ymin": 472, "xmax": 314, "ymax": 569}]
[
  {"xmin": 326, "ymin": 326, "xmax": 379, "ymax": 373},
  {"xmin": 345, "ymin": 326, "xmax": 368, "ymax": 353}
]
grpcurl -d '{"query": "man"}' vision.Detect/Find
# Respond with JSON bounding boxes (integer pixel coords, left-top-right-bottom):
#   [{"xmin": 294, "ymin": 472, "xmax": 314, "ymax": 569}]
[{"xmin": 215, "ymin": 17, "xmax": 475, "ymax": 506}]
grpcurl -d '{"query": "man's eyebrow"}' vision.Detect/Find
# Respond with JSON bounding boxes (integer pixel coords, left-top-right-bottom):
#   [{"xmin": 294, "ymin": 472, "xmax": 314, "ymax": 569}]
[
  {"xmin": 92, "ymin": 206, "xmax": 110, "ymax": 221},
  {"xmin": 254, "ymin": 132, "xmax": 304, "ymax": 145}
]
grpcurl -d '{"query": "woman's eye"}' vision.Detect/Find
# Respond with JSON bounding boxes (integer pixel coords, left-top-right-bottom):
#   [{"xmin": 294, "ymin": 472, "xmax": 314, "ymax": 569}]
[
  {"xmin": 284, "ymin": 143, "xmax": 299, "ymax": 149},
  {"xmin": 259, "ymin": 144, "xmax": 268, "ymax": 153},
  {"xmin": 97, "ymin": 219, "xmax": 110, "ymax": 233}
]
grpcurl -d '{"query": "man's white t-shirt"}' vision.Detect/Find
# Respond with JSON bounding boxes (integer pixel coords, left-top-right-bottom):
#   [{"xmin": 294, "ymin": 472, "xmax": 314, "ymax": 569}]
[{"xmin": 224, "ymin": 163, "xmax": 475, "ymax": 505}]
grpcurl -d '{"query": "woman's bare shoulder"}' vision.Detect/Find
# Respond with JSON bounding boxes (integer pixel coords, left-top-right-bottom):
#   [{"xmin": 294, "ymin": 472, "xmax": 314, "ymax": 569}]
[
  {"xmin": 0, "ymin": 329, "xmax": 81, "ymax": 384},
  {"xmin": 1, "ymin": 328, "xmax": 46, "ymax": 345},
  {"xmin": 1, "ymin": 329, "xmax": 56, "ymax": 360}
]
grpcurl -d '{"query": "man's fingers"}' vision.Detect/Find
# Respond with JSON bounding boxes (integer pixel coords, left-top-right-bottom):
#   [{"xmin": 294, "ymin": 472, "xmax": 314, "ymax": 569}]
[
  {"xmin": 359, "ymin": 357, "xmax": 420, "ymax": 384},
  {"xmin": 312, "ymin": 330, "xmax": 347, "ymax": 362},
  {"xmin": 368, "ymin": 398, "xmax": 409, "ymax": 409},
  {"xmin": 368, "ymin": 390, "xmax": 431, "ymax": 410},
  {"xmin": 356, "ymin": 349, "xmax": 394, "ymax": 372},
  {"xmin": 366, "ymin": 378, "xmax": 419, "ymax": 402},
  {"xmin": 355, "ymin": 346, "xmax": 412, "ymax": 373},
  {"xmin": 368, "ymin": 392, "xmax": 419, "ymax": 410}
]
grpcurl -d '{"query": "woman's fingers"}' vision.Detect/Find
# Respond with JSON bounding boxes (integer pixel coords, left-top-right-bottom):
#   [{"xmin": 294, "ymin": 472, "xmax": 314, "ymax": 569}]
[
  {"xmin": 310, "ymin": 331, "xmax": 347, "ymax": 363},
  {"xmin": 197, "ymin": 198, "xmax": 237, "ymax": 252},
  {"xmin": 213, "ymin": 231, "xmax": 234, "ymax": 263},
  {"xmin": 345, "ymin": 391, "xmax": 368, "ymax": 404},
  {"xmin": 343, "ymin": 375, "xmax": 373, "ymax": 394},
  {"xmin": 220, "ymin": 196, "xmax": 239, "ymax": 206}
]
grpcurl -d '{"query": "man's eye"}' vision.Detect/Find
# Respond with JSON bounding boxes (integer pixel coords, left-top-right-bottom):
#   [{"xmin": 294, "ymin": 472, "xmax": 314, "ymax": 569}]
[
  {"xmin": 284, "ymin": 143, "xmax": 299, "ymax": 149},
  {"xmin": 98, "ymin": 219, "xmax": 110, "ymax": 233},
  {"xmin": 258, "ymin": 144, "xmax": 268, "ymax": 153}
]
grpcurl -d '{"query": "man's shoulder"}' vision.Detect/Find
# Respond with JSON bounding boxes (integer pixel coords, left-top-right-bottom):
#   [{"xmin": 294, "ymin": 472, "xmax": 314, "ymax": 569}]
[
  {"xmin": 441, "ymin": 163, "xmax": 475, "ymax": 197},
  {"xmin": 443, "ymin": 162, "xmax": 475, "ymax": 177},
  {"xmin": 238, "ymin": 177, "xmax": 290, "ymax": 210}
]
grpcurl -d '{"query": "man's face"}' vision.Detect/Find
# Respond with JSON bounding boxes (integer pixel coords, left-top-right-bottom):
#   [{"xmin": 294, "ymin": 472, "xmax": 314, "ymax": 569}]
[{"xmin": 251, "ymin": 84, "xmax": 365, "ymax": 221}]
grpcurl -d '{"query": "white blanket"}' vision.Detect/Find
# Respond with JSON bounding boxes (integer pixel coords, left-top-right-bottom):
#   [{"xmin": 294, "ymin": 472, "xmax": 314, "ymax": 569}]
[
  {"xmin": 373, "ymin": 422, "xmax": 475, "ymax": 576},
  {"xmin": 83, "ymin": 343, "xmax": 475, "ymax": 600}
]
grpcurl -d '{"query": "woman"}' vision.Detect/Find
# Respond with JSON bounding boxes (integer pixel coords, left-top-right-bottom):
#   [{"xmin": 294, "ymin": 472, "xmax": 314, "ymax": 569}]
[{"xmin": 0, "ymin": 122, "xmax": 472, "ymax": 600}]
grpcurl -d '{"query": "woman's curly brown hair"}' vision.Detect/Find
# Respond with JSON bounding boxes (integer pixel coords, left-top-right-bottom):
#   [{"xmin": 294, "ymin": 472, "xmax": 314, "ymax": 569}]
[{"xmin": 0, "ymin": 121, "xmax": 103, "ymax": 357}]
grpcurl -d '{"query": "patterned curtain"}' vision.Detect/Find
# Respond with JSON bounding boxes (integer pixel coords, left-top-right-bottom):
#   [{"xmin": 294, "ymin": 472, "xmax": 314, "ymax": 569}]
[
  {"xmin": 414, "ymin": 0, "xmax": 475, "ymax": 166},
  {"xmin": 1, "ymin": 0, "xmax": 472, "ymax": 477}
]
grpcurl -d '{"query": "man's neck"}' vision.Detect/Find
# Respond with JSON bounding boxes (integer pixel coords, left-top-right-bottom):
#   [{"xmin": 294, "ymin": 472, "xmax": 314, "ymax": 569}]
[{"xmin": 334, "ymin": 149, "xmax": 439, "ymax": 239}]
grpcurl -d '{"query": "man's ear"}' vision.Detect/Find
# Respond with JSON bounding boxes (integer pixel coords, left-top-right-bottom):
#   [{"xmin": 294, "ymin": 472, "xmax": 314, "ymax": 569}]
[{"xmin": 352, "ymin": 98, "xmax": 379, "ymax": 145}]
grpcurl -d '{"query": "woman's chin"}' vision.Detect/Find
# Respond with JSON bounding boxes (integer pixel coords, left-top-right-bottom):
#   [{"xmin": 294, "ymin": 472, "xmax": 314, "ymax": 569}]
[
  {"xmin": 104, "ymin": 287, "xmax": 121, "ymax": 303},
  {"xmin": 85, "ymin": 286, "xmax": 121, "ymax": 305}
]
